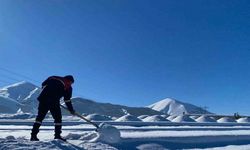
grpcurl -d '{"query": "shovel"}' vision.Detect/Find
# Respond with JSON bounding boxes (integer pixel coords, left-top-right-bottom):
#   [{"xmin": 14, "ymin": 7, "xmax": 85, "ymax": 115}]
[
  {"xmin": 60, "ymin": 104, "xmax": 121, "ymax": 143},
  {"xmin": 60, "ymin": 104, "xmax": 99, "ymax": 129}
]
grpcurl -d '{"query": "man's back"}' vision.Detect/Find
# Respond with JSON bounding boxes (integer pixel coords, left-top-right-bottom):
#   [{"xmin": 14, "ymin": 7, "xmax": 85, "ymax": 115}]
[{"xmin": 37, "ymin": 76, "xmax": 66, "ymax": 102}]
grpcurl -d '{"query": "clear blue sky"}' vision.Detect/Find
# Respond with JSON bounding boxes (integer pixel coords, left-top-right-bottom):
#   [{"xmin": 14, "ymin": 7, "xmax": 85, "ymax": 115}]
[{"xmin": 0, "ymin": 0, "xmax": 250, "ymax": 115}]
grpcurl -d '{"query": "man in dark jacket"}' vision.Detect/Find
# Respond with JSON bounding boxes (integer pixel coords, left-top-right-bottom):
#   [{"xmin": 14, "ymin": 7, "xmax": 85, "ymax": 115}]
[{"xmin": 30, "ymin": 75, "xmax": 75, "ymax": 141}]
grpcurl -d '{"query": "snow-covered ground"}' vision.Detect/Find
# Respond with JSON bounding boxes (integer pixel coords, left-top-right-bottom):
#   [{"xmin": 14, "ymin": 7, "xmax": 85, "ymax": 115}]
[{"xmin": 1, "ymin": 119, "xmax": 250, "ymax": 150}]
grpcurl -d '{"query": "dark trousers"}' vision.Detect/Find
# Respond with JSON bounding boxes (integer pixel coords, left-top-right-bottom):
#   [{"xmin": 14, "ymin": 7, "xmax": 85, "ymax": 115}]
[{"xmin": 31, "ymin": 101, "xmax": 62, "ymax": 137}]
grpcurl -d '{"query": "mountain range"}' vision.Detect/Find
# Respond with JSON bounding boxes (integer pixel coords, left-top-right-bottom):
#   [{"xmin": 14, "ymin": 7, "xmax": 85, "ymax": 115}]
[{"xmin": 0, "ymin": 81, "xmax": 212, "ymax": 117}]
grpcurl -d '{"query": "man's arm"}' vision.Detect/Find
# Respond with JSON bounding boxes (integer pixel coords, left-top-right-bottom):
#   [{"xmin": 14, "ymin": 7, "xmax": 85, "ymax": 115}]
[{"xmin": 63, "ymin": 87, "xmax": 75, "ymax": 114}]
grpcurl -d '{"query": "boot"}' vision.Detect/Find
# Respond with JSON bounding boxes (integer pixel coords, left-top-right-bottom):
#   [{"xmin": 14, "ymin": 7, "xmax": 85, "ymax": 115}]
[
  {"xmin": 30, "ymin": 122, "xmax": 41, "ymax": 141},
  {"xmin": 30, "ymin": 134, "xmax": 39, "ymax": 141},
  {"xmin": 54, "ymin": 135, "xmax": 67, "ymax": 142}
]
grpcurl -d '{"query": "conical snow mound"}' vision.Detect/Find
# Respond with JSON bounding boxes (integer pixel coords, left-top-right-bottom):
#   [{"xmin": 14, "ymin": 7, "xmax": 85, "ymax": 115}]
[
  {"xmin": 115, "ymin": 114, "xmax": 141, "ymax": 122},
  {"xmin": 147, "ymin": 98, "xmax": 211, "ymax": 115},
  {"xmin": 138, "ymin": 115, "xmax": 149, "ymax": 119},
  {"xmin": 237, "ymin": 117, "xmax": 250, "ymax": 123},
  {"xmin": 85, "ymin": 114, "xmax": 112, "ymax": 121},
  {"xmin": 143, "ymin": 115, "xmax": 169, "ymax": 122},
  {"xmin": 195, "ymin": 115, "xmax": 216, "ymax": 123},
  {"xmin": 172, "ymin": 115, "xmax": 196, "ymax": 122},
  {"xmin": 167, "ymin": 115, "xmax": 177, "ymax": 121},
  {"xmin": 217, "ymin": 117, "xmax": 236, "ymax": 123}
]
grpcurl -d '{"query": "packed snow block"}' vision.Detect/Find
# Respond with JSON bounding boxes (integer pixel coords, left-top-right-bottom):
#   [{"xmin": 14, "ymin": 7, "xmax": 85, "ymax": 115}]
[
  {"xmin": 66, "ymin": 123, "xmax": 121, "ymax": 144},
  {"xmin": 115, "ymin": 114, "xmax": 142, "ymax": 122},
  {"xmin": 91, "ymin": 123, "xmax": 121, "ymax": 144}
]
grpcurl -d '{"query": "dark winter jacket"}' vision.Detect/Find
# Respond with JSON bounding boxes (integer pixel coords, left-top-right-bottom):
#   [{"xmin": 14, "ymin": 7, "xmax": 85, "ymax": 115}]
[{"xmin": 37, "ymin": 76, "xmax": 74, "ymax": 112}]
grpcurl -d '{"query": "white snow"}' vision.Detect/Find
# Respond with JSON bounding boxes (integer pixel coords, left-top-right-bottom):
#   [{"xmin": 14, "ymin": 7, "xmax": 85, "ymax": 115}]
[
  {"xmin": 172, "ymin": 115, "xmax": 196, "ymax": 122},
  {"xmin": 167, "ymin": 115, "xmax": 177, "ymax": 120},
  {"xmin": 147, "ymin": 98, "xmax": 211, "ymax": 115},
  {"xmin": 92, "ymin": 123, "xmax": 121, "ymax": 144},
  {"xmin": 237, "ymin": 117, "xmax": 250, "ymax": 123},
  {"xmin": 143, "ymin": 115, "xmax": 170, "ymax": 122},
  {"xmin": 217, "ymin": 117, "xmax": 236, "ymax": 123},
  {"xmin": 85, "ymin": 114, "xmax": 112, "ymax": 121},
  {"xmin": 195, "ymin": 115, "xmax": 217, "ymax": 123},
  {"xmin": 115, "ymin": 114, "xmax": 142, "ymax": 122},
  {"xmin": 0, "ymin": 121, "xmax": 250, "ymax": 149},
  {"xmin": 0, "ymin": 81, "xmax": 39, "ymax": 102}
]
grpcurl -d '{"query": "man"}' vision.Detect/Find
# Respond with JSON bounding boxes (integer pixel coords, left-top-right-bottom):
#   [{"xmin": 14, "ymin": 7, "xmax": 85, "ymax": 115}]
[{"xmin": 30, "ymin": 75, "xmax": 75, "ymax": 141}]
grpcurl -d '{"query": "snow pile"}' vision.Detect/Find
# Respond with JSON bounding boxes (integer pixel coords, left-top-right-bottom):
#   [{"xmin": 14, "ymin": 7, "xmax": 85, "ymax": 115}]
[
  {"xmin": 237, "ymin": 117, "xmax": 250, "ymax": 123},
  {"xmin": 0, "ymin": 109, "xmax": 35, "ymax": 119},
  {"xmin": 167, "ymin": 115, "xmax": 177, "ymax": 121},
  {"xmin": 189, "ymin": 115, "xmax": 200, "ymax": 120},
  {"xmin": 138, "ymin": 115, "xmax": 148, "ymax": 119},
  {"xmin": 85, "ymin": 114, "xmax": 112, "ymax": 121},
  {"xmin": 172, "ymin": 115, "xmax": 196, "ymax": 122},
  {"xmin": 217, "ymin": 117, "xmax": 236, "ymax": 123},
  {"xmin": 0, "ymin": 136, "xmax": 80, "ymax": 150},
  {"xmin": 115, "ymin": 114, "xmax": 142, "ymax": 122},
  {"xmin": 161, "ymin": 115, "xmax": 169, "ymax": 118},
  {"xmin": 147, "ymin": 98, "xmax": 211, "ymax": 115},
  {"xmin": 0, "ymin": 113, "xmax": 35, "ymax": 119},
  {"xmin": 94, "ymin": 123, "xmax": 121, "ymax": 143},
  {"xmin": 195, "ymin": 115, "xmax": 217, "ymax": 123},
  {"xmin": 142, "ymin": 115, "xmax": 169, "ymax": 122},
  {"xmin": 65, "ymin": 123, "xmax": 121, "ymax": 144}
]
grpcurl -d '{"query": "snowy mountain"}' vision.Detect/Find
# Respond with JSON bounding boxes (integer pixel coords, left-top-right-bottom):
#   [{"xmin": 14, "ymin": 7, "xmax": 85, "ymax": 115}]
[
  {"xmin": 0, "ymin": 82, "xmax": 212, "ymax": 117},
  {"xmin": 147, "ymin": 98, "xmax": 212, "ymax": 115},
  {"xmin": 0, "ymin": 81, "xmax": 40, "ymax": 114},
  {"xmin": 67, "ymin": 97, "xmax": 162, "ymax": 117},
  {"xmin": 0, "ymin": 81, "xmax": 162, "ymax": 117},
  {"xmin": 0, "ymin": 81, "xmax": 40, "ymax": 103}
]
